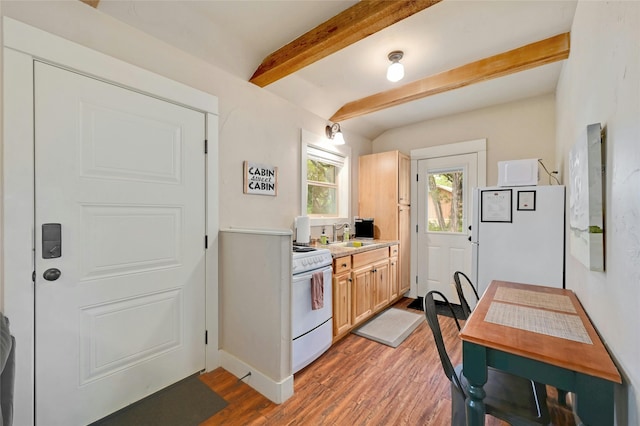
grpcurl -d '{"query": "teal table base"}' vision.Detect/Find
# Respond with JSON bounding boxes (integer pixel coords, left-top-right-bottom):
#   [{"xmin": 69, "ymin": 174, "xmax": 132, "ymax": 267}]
[{"xmin": 462, "ymin": 341, "xmax": 615, "ymax": 426}]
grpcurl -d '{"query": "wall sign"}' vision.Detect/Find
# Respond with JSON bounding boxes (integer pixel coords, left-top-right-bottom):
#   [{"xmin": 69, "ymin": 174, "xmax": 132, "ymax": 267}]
[{"xmin": 243, "ymin": 161, "xmax": 278, "ymax": 196}]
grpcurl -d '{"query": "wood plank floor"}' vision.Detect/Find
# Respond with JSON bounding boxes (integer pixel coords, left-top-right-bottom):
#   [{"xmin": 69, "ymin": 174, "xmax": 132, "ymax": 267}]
[{"xmin": 199, "ymin": 298, "xmax": 575, "ymax": 425}]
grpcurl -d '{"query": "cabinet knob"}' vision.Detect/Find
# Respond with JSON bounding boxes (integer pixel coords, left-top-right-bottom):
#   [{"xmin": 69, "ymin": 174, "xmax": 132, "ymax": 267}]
[{"xmin": 341, "ymin": 263, "xmax": 347, "ymax": 268}]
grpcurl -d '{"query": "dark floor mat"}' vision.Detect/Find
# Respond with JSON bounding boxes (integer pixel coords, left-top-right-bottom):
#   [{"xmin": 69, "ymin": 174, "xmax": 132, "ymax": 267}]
[
  {"xmin": 407, "ymin": 296, "xmax": 466, "ymax": 319},
  {"xmin": 90, "ymin": 374, "xmax": 227, "ymax": 426}
]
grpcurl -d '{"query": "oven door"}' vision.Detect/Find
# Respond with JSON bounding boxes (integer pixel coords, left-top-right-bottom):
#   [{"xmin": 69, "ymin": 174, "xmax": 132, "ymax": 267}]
[{"xmin": 291, "ymin": 265, "xmax": 333, "ymax": 340}]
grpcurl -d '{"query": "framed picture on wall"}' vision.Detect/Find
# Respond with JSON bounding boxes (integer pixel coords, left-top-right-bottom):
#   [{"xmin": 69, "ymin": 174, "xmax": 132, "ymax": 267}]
[
  {"xmin": 481, "ymin": 189, "xmax": 512, "ymax": 222},
  {"xmin": 517, "ymin": 190, "xmax": 536, "ymax": 211},
  {"xmin": 569, "ymin": 123, "xmax": 605, "ymax": 271}
]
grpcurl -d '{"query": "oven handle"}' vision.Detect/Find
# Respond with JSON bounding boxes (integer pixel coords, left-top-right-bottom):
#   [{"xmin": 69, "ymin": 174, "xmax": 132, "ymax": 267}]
[{"xmin": 292, "ymin": 265, "xmax": 332, "ymax": 282}]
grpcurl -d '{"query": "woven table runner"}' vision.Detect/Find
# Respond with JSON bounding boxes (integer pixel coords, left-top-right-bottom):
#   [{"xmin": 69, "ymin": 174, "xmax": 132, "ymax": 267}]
[
  {"xmin": 494, "ymin": 287, "xmax": 576, "ymax": 313},
  {"xmin": 485, "ymin": 302, "xmax": 592, "ymax": 344}
]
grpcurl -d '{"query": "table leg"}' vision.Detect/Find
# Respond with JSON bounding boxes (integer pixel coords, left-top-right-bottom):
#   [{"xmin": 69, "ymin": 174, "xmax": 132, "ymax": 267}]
[
  {"xmin": 462, "ymin": 342, "xmax": 487, "ymax": 426},
  {"xmin": 575, "ymin": 375, "xmax": 615, "ymax": 425},
  {"xmin": 557, "ymin": 388, "xmax": 568, "ymax": 405}
]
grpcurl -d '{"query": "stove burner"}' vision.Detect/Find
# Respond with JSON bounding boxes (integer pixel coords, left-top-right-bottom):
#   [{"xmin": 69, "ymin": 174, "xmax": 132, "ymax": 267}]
[{"xmin": 293, "ymin": 245, "xmax": 316, "ymax": 253}]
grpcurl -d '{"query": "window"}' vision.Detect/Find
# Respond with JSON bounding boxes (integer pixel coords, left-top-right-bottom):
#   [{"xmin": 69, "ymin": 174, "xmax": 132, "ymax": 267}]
[
  {"xmin": 301, "ymin": 130, "xmax": 350, "ymax": 224},
  {"xmin": 307, "ymin": 156, "xmax": 338, "ymax": 216},
  {"xmin": 427, "ymin": 169, "xmax": 464, "ymax": 233}
]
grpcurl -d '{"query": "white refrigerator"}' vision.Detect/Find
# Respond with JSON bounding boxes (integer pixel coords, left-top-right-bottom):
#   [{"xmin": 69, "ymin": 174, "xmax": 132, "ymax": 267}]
[{"xmin": 471, "ymin": 185, "xmax": 565, "ymax": 296}]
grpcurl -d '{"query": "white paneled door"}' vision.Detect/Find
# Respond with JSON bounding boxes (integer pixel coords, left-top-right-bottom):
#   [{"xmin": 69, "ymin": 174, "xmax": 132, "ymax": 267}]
[
  {"xmin": 34, "ymin": 62, "xmax": 206, "ymax": 425},
  {"xmin": 417, "ymin": 154, "xmax": 477, "ymax": 301}
]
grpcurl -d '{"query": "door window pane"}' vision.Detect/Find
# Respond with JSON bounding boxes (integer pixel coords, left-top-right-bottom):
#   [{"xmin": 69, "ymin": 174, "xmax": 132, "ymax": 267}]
[{"xmin": 427, "ymin": 170, "xmax": 464, "ymax": 232}]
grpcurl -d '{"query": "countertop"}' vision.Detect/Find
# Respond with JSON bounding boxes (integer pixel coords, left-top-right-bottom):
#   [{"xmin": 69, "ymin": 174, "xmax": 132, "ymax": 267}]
[{"xmin": 313, "ymin": 239, "xmax": 399, "ymax": 258}]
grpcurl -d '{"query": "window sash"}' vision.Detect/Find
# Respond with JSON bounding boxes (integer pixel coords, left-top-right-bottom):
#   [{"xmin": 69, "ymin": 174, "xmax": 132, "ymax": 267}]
[
  {"xmin": 307, "ymin": 145, "xmax": 345, "ymax": 168},
  {"xmin": 307, "ymin": 159, "xmax": 340, "ymax": 216}
]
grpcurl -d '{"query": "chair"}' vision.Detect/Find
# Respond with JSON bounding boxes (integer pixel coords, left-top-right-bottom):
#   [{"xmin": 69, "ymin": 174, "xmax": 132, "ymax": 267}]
[
  {"xmin": 453, "ymin": 271, "xmax": 480, "ymax": 319},
  {"xmin": 423, "ymin": 291, "xmax": 550, "ymax": 426}
]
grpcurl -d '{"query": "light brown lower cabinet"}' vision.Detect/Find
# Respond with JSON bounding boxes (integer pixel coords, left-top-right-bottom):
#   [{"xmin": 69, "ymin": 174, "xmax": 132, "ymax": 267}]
[
  {"xmin": 351, "ymin": 264, "xmax": 373, "ymax": 326},
  {"xmin": 332, "ymin": 271, "xmax": 352, "ymax": 338},
  {"xmin": 332, "ymin": 244, "xmax": 401, "ymax": 342},
  {"xmin": 371, "ymin": 259, "xmax": 390, "ymax": 312},
  {"xmin": 389, "ymin": 254, "xmax": 398, "ymax": 300},
  {"xmin": 332, "ymin": 256, "xmax": 352, "ymax": 341}
]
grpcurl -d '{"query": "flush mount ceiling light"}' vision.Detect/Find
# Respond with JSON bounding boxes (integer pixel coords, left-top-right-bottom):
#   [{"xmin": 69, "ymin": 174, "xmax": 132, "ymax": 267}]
[
  {"xmin": 325, "ymin": 123, "xmax": 345, "ymax": 145},
  {"xmin": 386, "ymin": 50, "xmax": 405, "ymax": 82}
]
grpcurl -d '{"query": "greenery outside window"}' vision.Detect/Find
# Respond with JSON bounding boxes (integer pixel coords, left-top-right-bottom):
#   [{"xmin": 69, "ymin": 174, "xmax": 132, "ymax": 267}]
[
  {"xmin": 307, "ymin": 158, "xmax": 338, "ymax": 216},
  {"xmin": 427, "ymin": 169, "xmax": 464, "ymax": 233}
]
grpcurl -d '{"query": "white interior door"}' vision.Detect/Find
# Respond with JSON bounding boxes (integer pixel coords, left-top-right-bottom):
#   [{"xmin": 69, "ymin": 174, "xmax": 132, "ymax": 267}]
[
  {"xmin": 34, "ymin": 61, "xmax": 206, "ymax": 425},
  {"xmin": 417, "ymin": 153, "xmax": 477, "ymax": 302}
]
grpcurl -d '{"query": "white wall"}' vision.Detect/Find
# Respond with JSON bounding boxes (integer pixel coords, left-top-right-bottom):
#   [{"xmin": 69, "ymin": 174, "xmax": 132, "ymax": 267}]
[
  {"xmin": 372, "ymin": 94, "xmax": 557, "ymax": 186},
  {"xmin": 556, "ymin": 1, "xmax": 640, "ymax": 424},
  {"xmin": 0, "ymin": 1, "xmax": 371, "ymax": 233},
  {"xmin": 0, "ymin": 2, "xmax": 372, "ymax": 421},
  {"xmin": 0, "ymin": 3, "xmax": 371, "ymax": 298}
]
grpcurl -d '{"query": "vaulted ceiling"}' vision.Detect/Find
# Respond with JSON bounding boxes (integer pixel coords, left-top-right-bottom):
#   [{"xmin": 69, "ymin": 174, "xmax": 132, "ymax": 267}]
[{"xmin": 90, "ymin": 0, "xmax": 578, "ymax": 139}]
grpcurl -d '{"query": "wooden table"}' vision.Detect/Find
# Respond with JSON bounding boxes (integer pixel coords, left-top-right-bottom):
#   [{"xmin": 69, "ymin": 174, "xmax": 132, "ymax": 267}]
[{"xmin": 459, "ymin": 280, "xmax": 621, "ymax": 426}]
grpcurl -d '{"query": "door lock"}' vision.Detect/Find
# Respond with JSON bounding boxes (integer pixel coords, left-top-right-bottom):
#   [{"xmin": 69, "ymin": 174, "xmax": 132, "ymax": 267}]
[{"xmin": 42, "ymin": 223, "xmax": 62, "ymax": 259}]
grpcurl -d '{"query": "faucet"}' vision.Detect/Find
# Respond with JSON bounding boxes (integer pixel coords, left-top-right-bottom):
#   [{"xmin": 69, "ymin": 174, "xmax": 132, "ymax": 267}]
[{"xmin": 333, "ymin": 222, "xmax": 349, "ymax": 242}]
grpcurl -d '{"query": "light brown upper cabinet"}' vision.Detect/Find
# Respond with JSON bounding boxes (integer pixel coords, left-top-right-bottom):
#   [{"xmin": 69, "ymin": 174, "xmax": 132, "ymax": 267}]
[{"xmin": 358, "ymin": 151, "xmax": 411, "ymax": 294}]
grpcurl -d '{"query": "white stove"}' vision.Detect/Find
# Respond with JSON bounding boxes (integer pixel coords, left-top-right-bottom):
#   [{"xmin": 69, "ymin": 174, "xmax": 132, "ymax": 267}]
[
  {"xmin": 291, "ymin": 245, "xmax": 333, "ymax": 373},
  {"xmin": 292, "ymin": 246, "xmax": 333, "ymax": 274}
]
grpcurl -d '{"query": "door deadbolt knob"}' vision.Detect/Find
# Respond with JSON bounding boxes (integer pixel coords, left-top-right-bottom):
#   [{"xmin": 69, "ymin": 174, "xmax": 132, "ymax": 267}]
[{"xmin": 43, "ymin": 268, "xmax": 61, "ymax": 281}]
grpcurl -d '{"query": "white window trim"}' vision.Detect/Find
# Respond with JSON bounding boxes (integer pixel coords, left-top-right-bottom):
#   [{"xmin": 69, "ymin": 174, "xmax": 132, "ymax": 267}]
[{"xmin": 300, "ymin": 129, "xmax": 350, "ymax": 227}]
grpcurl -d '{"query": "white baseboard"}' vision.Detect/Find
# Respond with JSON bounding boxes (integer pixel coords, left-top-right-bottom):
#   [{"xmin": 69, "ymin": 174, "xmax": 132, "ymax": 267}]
[{"xmin": 218, "ymin": 350, "xmax": 294, "ymax": 404}]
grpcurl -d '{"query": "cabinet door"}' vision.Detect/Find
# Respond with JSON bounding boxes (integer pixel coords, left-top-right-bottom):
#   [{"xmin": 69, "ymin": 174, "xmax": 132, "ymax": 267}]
[
  {"xmin": 333, "ymin": 272, "xmax": 352, "ymax": 339},
  {"xmin": 389, "ymin": 255, "xmax": 399, "ymax": 300},
  {"xmin": 371, "ymin": 259, "xmax": 390, "ymax": 312},
  {"xmin": 399, "ymin": 206, "xmax": 411, "ymax": 294},
  {"xmin": 398, "ymin": 153, "xmax": 410, "ymax": 205},
  {"xmin": 358, "ymin": 154, "xmax": 377, "ymax": 219},
  {"xmin": 351, "ymin": 265, "xmax": 372, "ymax": 325},
  {"xmin": 359, "ymin": 151, "xmax": 399, "ymax": 240}
]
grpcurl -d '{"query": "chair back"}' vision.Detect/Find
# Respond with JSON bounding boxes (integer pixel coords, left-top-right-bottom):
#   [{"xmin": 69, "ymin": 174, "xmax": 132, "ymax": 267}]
[
  {"xmin": 423, "ymin": 291, "xmax": 464, "ymax": 395},
  {"xmin": 453, "ymin": 271, "xmax": 479, "ymax": 319}
]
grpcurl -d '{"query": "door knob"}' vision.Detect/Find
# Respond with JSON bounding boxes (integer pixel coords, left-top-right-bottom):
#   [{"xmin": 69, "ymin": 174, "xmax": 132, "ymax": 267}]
[{"xmin": 43, "ymin": 268, "xmax": 61, "ymax": 281}]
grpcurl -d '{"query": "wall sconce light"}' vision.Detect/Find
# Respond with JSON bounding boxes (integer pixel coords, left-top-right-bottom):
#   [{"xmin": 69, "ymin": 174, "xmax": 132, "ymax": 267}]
[
  {"xmin": 386, "ymin": 51, "xmax": 404, "ymax": 82},
  {"xmin": 325, "ymin": 123, "xmax": 345, "ymax": 145}
]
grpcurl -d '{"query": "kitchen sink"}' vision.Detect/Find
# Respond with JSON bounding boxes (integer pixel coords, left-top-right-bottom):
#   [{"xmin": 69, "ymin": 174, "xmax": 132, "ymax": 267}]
[{"xmin": 331, "ymin": 240, "xmax": 376, "ymax": 248}]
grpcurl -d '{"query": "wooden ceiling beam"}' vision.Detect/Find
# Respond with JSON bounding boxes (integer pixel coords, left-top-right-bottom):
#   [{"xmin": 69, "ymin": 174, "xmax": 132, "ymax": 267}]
[
  {"xmin": 249, "ymin": 0, "xmax": 441, "ymax": 87},
  {"xmin": 330, "ymin": 32, "xmax": 570, "ymax": 122},
  {"xmin": 80, "ymin": 0, "xmax": 100, "ymax": 8}
]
